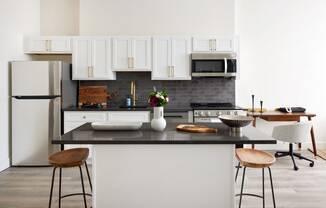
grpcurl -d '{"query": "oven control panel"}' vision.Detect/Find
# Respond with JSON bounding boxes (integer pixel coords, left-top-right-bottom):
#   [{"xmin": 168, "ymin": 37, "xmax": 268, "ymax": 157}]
[{"xmin": 193, "ymin": 110, "xmax": 247, "ymax": 123}]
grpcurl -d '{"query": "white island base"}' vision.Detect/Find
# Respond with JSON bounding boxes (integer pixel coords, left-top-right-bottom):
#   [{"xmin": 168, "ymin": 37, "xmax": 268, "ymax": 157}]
[{"xmin": 92, "ymin": 145, "xmax": 235, "ymax": 208}]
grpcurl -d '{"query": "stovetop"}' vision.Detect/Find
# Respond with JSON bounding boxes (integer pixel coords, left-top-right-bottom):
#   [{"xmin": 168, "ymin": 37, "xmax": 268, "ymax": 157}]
[{"xmin": 190, "ymin": 102, "xmax": 244, "ymax": 110}]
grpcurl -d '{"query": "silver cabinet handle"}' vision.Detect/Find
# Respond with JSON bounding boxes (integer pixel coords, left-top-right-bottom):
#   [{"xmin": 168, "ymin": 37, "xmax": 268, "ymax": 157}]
[
  {"xmin": 209, "ymin": 39, "xmax": 212, "ymax": 51},
  {"xmin": 91, "ymin": 66, "xmax": 94, "ymax": 77},
  {"xmin": 128, "ymin": 57, "xmax": 132, "ymax": 68},
  {"xmin": 172, "ymin": 66, "xmax": 175, "ymax": 77},
  {"xmin": 45, "ymin": 40, "xmax": 49, "ymax": 51},
  {"xmin": 131, "ymin": 57, "xmax": 134, "ymax": 68},
  {"xmin": 214, "ymin": 39, "xmax": 217, "ymax": 51},
  {"xmin": 168, "ymin": 66, "xmax": 171, "ymax": 77},
  {"xmin": 88, "ymin": 66, "xmax": 93, "ymax": 78},
  {"xmin": 224, "ymin": 58, "xmax": 228, "ymax": 74},
  {"xmin": 48, "ymin": 40, "xmax": 52, "ymax": 51},
  {"xmin": 83, "ymin": 116, "xmax": 86, "ymax": 119}
]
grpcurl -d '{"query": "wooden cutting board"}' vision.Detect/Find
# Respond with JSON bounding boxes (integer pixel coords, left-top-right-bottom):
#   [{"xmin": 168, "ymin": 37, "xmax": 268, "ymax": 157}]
[
  {"xmin": 78, "ymin": 85, "xmax": 108, "ymax": 107},
  {"xmin": 176, "ymin": 124, "xmax": 218, "ymax": 133}
]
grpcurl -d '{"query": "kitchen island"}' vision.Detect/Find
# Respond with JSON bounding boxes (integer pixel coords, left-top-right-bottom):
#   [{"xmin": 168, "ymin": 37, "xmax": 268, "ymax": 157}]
[{"xmin": 53, "ymin": 122, "xmax": 276, "ymax": 208}]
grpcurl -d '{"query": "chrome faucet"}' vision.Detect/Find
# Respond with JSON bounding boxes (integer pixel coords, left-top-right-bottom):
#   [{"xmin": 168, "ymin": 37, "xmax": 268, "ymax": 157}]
[{"xmin": 130, "ymin": 81, "xmax": 136, "ymax": 106}]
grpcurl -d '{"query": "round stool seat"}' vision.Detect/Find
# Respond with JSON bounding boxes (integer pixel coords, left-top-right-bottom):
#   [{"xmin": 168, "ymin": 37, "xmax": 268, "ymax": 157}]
[
  {"xmin": 236, "ymin": 148, "xmax": 276, "ymax": 168},
  {"xmin": 49, "ymin": 148, "xmax": 89, "ymax": 168}
]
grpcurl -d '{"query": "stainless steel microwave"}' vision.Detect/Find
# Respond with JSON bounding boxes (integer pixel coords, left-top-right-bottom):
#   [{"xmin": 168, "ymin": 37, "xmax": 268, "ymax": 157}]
[{"xmin": 191, "ymin": 53, "xmax": 237, "ymax": 77}]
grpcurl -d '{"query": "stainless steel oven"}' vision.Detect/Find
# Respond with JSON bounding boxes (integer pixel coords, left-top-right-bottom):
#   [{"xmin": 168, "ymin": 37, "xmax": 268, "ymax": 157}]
[{"xmin": 191, "ymin": 53, "xmax": 237, "ymax": 77}]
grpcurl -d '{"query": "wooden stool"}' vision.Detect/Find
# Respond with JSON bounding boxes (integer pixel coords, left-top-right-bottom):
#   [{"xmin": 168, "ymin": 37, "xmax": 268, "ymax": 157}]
[
  {"xmin": 235, "ymin": 148, "xmax": 276, "ymax": 208},
  {"xmin": 48, "ymin": 148, "xmax": 92, "ymax": 208}
]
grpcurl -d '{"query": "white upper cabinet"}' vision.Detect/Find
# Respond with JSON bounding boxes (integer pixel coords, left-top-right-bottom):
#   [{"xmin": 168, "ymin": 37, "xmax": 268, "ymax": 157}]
[
  {"xmin": 152, "ymin": 37, "xmax": 191, "ymax": 80},
  {"xmin": 24, "ymin": 36, "xmax": 72, "ymax": 54},
  {"xmin": 72, "ymin": 37, "xmax": 116, "ymax": 80},
  {"xmin": 112, "ymin": 36, "xmax": 151, "ymax": 71},
  {"xmin": 192, "ymin": 37, "xmax": 235, "ymax": 52}
]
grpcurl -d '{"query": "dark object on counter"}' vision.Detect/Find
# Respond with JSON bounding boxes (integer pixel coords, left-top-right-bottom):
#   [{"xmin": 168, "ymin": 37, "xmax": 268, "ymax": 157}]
[
  {"xmin": 126, "ymin": 95, "xmax": 132, "ymax": 107},
  {"xmin": 78, "ymin": 86, "xmax": 108, "ymax": 107},
  {"xmin": 260, "ymin": 100, "xmax": 263, "ymax": 113},
  {"xmin": 277, "ymin": 107, "xmax": 306, "ymax": 113},
  {"xmin": 81, "ymin": 103, "xmax": 103, "ymax": 109}
]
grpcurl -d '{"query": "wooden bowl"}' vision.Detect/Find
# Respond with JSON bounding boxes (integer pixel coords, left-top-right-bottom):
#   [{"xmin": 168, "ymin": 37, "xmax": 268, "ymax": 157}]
[{"xmin": 218, "ymin": 115, "xmax": 253, "ymax": 128}]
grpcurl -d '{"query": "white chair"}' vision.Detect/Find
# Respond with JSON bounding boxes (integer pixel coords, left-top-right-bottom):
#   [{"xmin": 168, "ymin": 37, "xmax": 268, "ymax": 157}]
[{"xmin": 272, "ymin": 122, "xmax": 314, "ymax": 171}]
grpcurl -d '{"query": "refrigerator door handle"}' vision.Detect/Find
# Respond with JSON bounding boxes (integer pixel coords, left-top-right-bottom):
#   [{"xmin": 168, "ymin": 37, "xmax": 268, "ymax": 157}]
[{"xmin": 49, "ymin": 61, "xmax": 62, "ymax": 96}]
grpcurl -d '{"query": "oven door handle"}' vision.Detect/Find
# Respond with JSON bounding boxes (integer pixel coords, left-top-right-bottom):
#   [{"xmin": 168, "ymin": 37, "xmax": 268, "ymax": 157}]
[{"xmin": 224, "ymin": 58, "xmax": 228, "ymax": 74}]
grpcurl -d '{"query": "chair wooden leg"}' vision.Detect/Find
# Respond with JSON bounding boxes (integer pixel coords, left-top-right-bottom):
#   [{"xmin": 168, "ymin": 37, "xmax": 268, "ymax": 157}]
[
  {"xmin": 262, "ymin": 168, "xmax": 265, "ymax": 208},
  {"xmin": 48, "ymin": 167, "xmax": 57, "ymax": 208},
  {"xmin": 59, "ymin": 168, "xmax": 62, "ymax": 208},
  {"xmin": 85, "ymin": 162, "xmax": 93, "ymax": 191},
  {"xmin": 238, "ymin": 167, "xmax": 246, "ymax": 208},
  {"xmin": 268, "ymin": 167, "xmax": 276, "ymax": 208},
  {"xmin": 79, "ymin": 166, "xmax": 88, "ymax": 208}
]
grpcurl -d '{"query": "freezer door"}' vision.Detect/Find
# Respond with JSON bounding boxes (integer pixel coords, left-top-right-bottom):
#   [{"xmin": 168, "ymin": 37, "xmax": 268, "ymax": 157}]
[
  {"xmin": 11, "ymin": 61, "xmax": 61, "ymax": 96},
  {"xmin": 11, "ymin": 97, "xmax": 61, "ymax": 166}
]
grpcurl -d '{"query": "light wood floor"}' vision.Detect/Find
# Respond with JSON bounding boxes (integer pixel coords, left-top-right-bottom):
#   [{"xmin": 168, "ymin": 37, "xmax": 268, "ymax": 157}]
[{"xmin": 0, "ymin": 151, "xmax": 325, "ymax": 208}]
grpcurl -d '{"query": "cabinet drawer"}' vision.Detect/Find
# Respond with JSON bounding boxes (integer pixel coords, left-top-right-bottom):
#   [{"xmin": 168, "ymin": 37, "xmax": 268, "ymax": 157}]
[
  {"xmin": 64, "ymin": 112, "xmax": 107, "ymax": 122},
  {"xmin": 108, "ymin": 111, "xmax": 150, "ymax": 123}
]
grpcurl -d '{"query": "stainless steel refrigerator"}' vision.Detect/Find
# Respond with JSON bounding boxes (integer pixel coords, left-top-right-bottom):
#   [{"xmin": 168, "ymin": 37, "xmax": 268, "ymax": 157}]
[{"xmin": 11, "ymin": 61, "xmax": 77, "ymax": 166}]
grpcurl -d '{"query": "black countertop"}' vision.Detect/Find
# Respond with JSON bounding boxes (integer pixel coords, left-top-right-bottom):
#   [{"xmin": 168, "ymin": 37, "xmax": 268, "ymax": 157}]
[
  {"xmin": 53, "ymin": 123, "xmax": 276, "ymax": 145},
  {"xmin": 62, "ymin": 106, "xmax": 192, "ymax": 112}
]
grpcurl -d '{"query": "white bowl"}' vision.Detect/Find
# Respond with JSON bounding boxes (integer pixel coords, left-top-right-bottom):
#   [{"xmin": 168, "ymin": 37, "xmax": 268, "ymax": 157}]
[{"xmin": 91, "ymin": 122, "xmax": 143, "ymax": 130}]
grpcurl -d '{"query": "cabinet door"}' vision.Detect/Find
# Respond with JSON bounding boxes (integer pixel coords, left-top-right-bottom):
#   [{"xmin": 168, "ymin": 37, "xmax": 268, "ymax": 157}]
[
  {"xmin": 216, "ymin": 39, "xmax": 234, "ymax": 52},
  {"xmin": 192, "ymin": 37, "xmax": 212, "ymax": 52},
  {"xmin": 92, "ymin": 38, "xmax": 116, "ymax": 80},
  {"xmin": 72, "ymin": 38, "xmax": 92, "ymax": 80},
  {"xmin": 107, "ymin": 111, "xmax": 150, "ymax": 123},
  {"xmin": 49, "ymin": 37, "xmax": 71, "ymax": 52},
  {"xmin": 24, "ymin": 37, "xmax": 48, "ymax": 52},
  {"xmin": 112, "ymin": 37, "xmax": 131, "ymax": 70},
  {"xmin": 171, "ymin": 37, "xmax": 191, "ymax": 80},
  {"xmin": 131, "ymin": 37, "xmax": 151, "ymax": 70},
  {"xmin": 152, "ymin": 37, "xmax": 171, "ymax": 80}
]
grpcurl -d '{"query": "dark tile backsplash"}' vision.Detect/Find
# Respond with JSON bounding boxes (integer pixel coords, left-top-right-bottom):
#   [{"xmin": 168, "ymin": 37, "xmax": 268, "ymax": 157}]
[{"xmin": 81, "ymin": 72, "xmax": 235, "ymax": 108}]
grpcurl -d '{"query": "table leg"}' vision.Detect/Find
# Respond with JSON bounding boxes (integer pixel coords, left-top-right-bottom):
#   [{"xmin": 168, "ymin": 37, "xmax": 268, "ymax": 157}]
[
  {"xmin": 297, "ymin": 119, "xmax": 301, "ymax": 150},
  {"xmin": 308, "ymin": 117, "xmax": 317, "ymax": 158},
  {"xmin": 252, "ymin": 117, "xmax": 257, "ymax": 149}
]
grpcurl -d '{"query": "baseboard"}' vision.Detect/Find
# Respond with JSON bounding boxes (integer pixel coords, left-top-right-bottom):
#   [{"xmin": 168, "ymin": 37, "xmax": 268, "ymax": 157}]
[
  {"xmin": 0, "ymin": 157, "xmax": 10, "ymax": 172},
  {"xmin": 245, "ymin": 141, "xmax": 326, "ymax": 151}
]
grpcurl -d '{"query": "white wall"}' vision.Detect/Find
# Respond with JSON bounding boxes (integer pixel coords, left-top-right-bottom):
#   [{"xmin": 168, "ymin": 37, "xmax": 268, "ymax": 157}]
[
  {"xmin": 79, "ymin": 0, "xmax": 235, "ymax": 36},
  {"xmin": 40, "ymin": 0, "xmax": 79, "ymax": 35},
  {"xmin": 0, "ymin": 0, "xmax": 40, "ymax": 171},
  {"xmin": 236, "ymin": 0, "xmax": 326, "ymax": 143}
]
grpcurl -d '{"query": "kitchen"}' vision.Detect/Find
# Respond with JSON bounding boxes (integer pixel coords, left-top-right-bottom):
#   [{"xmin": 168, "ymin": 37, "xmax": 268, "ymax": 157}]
[{"xmin": 1, "ymin": 0, "xmax": 326, "ymax": 208}]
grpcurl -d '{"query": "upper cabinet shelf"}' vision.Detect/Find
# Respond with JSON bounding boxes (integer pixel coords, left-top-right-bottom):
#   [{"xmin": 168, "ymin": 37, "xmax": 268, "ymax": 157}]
[
  {"xmin": 112, "ymin": 36, "xmax": 152, "ymax": 72},
  {"xmin": 24, "ymin": 36, "xmax": 72, "ymax": 54},
  {"xmin": 192, "ymin": 36, "xmax": 235, "ymax": 53}
]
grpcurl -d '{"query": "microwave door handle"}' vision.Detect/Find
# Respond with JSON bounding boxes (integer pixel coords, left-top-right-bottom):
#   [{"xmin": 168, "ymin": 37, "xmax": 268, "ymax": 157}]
[{"xmin": 224, "ymin": 58, "xmax": 228, "ymax": 74}]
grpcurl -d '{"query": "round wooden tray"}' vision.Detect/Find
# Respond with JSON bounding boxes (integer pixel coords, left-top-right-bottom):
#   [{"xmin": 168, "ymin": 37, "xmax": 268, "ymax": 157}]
[{"xmin": 176, "ymin": 124, "xmax": 218, "ymax": 133}]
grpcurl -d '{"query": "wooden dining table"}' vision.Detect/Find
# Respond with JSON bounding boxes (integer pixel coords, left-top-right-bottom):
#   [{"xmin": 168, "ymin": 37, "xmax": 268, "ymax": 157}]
[{"xmin": 247, "ymin": 111, "xmax": 318, "ymax": 158}]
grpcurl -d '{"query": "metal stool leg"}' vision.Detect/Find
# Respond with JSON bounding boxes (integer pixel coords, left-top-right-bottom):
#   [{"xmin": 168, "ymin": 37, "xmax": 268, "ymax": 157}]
[
  {"xmin": 48, "ymin": 167, "xmax": 57, "ymax": 208},
  {"xmin": 85, "ymin": 162, "xmax": 93, "ymax": 191},
  {"xmin": 238, "ymin": 167, "xmax": 246, "ymax": 208},
  {"xmin": 79, "ymin": 166, "xmax": 88, "ymax": 208},
  {"xmin": 262, "ymin": 168, "xmax": 265, "ymax": 208},
  {"xmin": 268, "ymin": 167, "xmax": 276, "ymax": 208},
  {"xmin": 235, "ymin": 162, "xmax": 241, "ymax": 182},
  {"xmin": 59, "ymin": 168, "xmax": 62, "ymax": 208}
]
